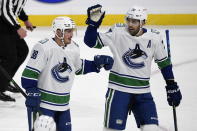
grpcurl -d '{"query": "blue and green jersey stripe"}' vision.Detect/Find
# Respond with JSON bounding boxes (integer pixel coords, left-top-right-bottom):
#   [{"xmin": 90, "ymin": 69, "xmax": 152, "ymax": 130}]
[
  {"xmin": 22, "ymin": 66, "xmax": 40, "ymax": 80},
  {"xmin": 156, "ymin": 57, "xmax": 171, "ymax": 69},
  {"xmin": 109, "ymin": 71, "xmax": 150, "ymax": 89},
  {"xmin": 93, "ymin": 34, "xmax": 104, "ymax": 49},
  {"xmin": 21, "ymin": 66, "xmax": 40, "ymax": 89},
  {"xmin": 40, "ymin": 88, "xmax": 70, "ymax": 106}
]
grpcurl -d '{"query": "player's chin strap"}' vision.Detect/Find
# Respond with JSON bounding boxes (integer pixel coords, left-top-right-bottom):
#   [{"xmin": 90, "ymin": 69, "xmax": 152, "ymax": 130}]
[
  {"xmin": 135, "ymin": 20, "xmax": 144, "ymax": 36},
  {"xmin": 55, "ymin": 30, "xmax": 66, "ymax": 46}
]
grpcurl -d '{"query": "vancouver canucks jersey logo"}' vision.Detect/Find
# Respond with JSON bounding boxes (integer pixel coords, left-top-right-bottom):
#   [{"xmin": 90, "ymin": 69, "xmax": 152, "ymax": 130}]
[
  {"xmin": 51, "ymin": 57, "xmax": 72, "ymax": 82},
  {"xmin": 122, "ymin": 44, "xmax": 148, "ymax": 69}
]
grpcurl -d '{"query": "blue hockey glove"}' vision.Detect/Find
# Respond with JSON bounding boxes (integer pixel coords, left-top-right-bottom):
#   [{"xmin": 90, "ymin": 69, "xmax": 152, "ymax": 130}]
[
  {"xmin": 86, "ymin": 4, "xmax": 105, "ymax": 28},
  {"xmin": 25, "ymin": 87, "xmax": 41, "ymax": 112},
  {"xmin": 165, "ymin": 80, "xmax": 182, "ymax": 107},
  {"xmin": 94, "ymin": 55, "xmax": 114, "ymax": 71}
]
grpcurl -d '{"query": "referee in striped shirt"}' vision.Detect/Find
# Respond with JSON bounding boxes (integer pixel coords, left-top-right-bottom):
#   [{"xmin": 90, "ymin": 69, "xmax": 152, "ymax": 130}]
[{"xmin": 0, "ymin": 0, "xmax": 34, "ymax": 105}]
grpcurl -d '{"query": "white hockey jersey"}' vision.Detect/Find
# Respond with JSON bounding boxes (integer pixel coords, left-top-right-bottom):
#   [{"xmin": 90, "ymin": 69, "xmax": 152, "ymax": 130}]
[
  {"xmin": 95, "ymin": 24, "xmax": 171, "ymax": 94},
  {"xmin": 22, "ymin": 37, "xmax": 83, "ymax": 111}
]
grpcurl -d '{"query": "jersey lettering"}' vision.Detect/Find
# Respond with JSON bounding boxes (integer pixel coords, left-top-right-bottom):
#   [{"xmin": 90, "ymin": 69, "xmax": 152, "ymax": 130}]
[{"xmin": 147, "ymin": 40, "xmax": 151, "ymax": 48}]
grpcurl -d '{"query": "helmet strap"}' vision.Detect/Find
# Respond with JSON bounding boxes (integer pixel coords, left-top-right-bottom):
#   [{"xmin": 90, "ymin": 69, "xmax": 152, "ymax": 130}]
[
  {"xmin": 135, "ymin": 20, "xmax": 143, "ymax": 36},
  {"xmin": 55, "ymin": 29, "xmax": 66, "ymax": 46}
]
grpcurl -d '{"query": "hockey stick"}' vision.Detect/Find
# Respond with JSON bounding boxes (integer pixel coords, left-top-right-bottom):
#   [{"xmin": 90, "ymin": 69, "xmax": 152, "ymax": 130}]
[
  {"xmin": 0, "ymin": 64, "xmax": 27, "ymax": 98},
  {"xmin": 165, "ymin": 30, "xmax": 171, "ymax": 59},
  {"xmin": 27, "ymin": 107, "xmax": 34, "ymax": 131},
  {"xmin": 0, "ymin": 64, "xmax": 33, "ymax": 131},
  {"xmin": 165, "ymin": 29, "xmax": 178, "ymax": 131},
  {"xmin": 172, "ymin": 104, "xmax": 178, "ymax": 131}
]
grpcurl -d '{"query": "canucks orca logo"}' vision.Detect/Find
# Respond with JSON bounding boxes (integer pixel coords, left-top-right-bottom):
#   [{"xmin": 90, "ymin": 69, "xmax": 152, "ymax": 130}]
[
  {"xmin": 122, "ymin": 44, "xmax": 148, "ymax": 69},
  {"xmin": 37, "ymin": 0, "xmax": 70, "ymax": 3},
  {"xmin": 51, "ymin": 57, "xmax": 72, "ymax": 82}
]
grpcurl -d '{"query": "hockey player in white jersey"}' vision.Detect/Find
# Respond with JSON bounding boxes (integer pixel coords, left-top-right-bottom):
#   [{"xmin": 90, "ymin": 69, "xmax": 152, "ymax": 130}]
[
  {"xmin": 21, "ymin": 16, "xmax": 114, "ymax": 131},
  {"xmin": 84, "ymin": 4, "xmax": 182, "ymax": 131}
]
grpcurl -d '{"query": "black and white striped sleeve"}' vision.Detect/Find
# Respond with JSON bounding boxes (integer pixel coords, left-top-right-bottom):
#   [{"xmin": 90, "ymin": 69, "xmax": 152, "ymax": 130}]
[
  {"xmin": 1, "ymin": 0, "xmax": 21, "ymax": 30},
  {"xmin": 18, "ymin": 9, "xmax": 28, "ymax": 22}
]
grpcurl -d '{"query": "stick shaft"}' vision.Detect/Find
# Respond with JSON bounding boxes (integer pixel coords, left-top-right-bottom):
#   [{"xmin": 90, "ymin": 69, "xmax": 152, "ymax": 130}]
[
  {"xmin": 165, "ymin": 30, "xmax": 178, "ymax": 131},
  {"xmin": 0, "ymin": 64, "xmax": 27, "ymax": 98},
  {"xmin": 173, "ymin": 105, "xmax": 178, "ymax": 131}
]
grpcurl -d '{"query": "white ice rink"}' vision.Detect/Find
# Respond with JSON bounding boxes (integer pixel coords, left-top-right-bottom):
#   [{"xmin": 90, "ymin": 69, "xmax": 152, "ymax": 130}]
[{"xmin": 0, "ymin": 26, "xmax": 197, "ymax": 131}]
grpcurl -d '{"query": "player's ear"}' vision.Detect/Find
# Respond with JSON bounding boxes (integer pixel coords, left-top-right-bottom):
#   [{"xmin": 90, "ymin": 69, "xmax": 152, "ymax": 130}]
[{"xmin": 140, "ymin": 20, "xmax": 145, "ymax": 28}]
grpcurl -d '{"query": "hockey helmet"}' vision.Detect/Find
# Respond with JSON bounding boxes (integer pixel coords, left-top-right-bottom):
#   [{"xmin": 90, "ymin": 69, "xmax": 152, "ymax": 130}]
[
  {"xmin": 126, "ymin": 6, "xmax": 147, "ymax": 21},
  {"xmin": 52, "ymin": 16, "xmax": 76, "ymax": 34},
  {"xmin": 34, "ymin": 115, "xmax": 56, "ymax": 131}
]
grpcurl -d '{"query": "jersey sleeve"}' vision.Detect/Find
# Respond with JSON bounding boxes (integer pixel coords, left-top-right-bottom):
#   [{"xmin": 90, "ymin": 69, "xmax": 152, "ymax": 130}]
[
  {"xmin": 72, "ymin": 45, "xmax": 83, "ymax": 75},
  {"xmin": 18, "ymin": 9, "xmax": 28, "ymax": 22},
  {"xmin": 74, "ymin": 57, "xmax": 83, "ymax": 75},
  {"xmin": 154, "ymin": 34, "xmax": 171, "ymax": 69},
  {"xmin": 21, "ymin": 43, "xmax": 47, "ymax": 89},
  {"xmin": 75, "ymin": 59, "xmax": 84, "ymax": 75},
  {"xmin": 94, "ymin": 26, "xmax": 114, "ymax": 49},
  {"xmin": 26, "ymin": 44, "xmax": 47, "ymax": 72},
  {"xmin": 1, "ymin": 0, "xmax": 21, "ymax": 30}
]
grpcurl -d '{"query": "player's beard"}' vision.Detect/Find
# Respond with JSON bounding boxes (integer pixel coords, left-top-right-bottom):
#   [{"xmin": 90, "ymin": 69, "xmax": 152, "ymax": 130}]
[{"xmin": 128, "ymin": 26, "xmax": 141, "ymax": 36}]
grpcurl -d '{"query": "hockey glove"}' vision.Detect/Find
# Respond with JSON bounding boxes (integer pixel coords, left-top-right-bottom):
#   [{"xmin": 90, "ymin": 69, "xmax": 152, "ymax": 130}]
[
  {"xmin": 86, "ymin": 4, "xmax": 105, "ymax": 28},
  {"xmin": 94, "ymin": 55, "xmax": 114, "ymax": 71},
  {"xmin": 165, "ymin": 80, "xmax": 182, "ymax": 107},
  {"xmin": 25, "ymin": 87, "xmax": 41, "ymax": 112}
]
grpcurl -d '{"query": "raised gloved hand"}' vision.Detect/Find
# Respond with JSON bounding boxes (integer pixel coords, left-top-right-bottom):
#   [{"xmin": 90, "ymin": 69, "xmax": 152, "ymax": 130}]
[
  {"xmin": 86, "ymin": 4, "xmax": 105, "ymax": 28},
  {"xmin": 165, "ymin": 80, "xmax": 182, "ymax": 107},
  {"xmin": 25, "ymin": 87, "xmax": 41, "ymax": 112},
  {"xmin": 94, "ymin": 55, "xmax": 114, "ymax": 71}
]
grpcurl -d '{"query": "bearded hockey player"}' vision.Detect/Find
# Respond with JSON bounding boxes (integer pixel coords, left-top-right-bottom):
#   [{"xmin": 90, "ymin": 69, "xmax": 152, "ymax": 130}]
[
  {"xmin": 84, "ymin": 4, "xmax": 182, "ymax": 131},
  {"xmin": 21, "ymin": 16, "xmax": 114, "ymax": 131}
]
